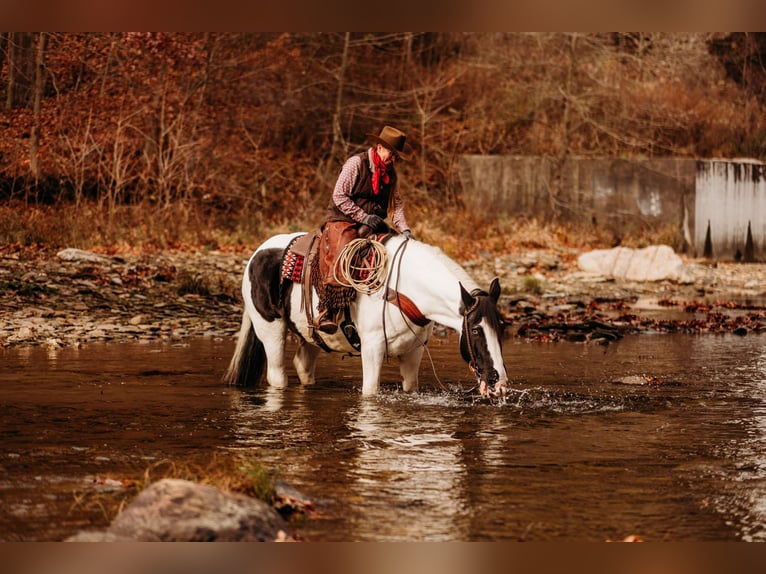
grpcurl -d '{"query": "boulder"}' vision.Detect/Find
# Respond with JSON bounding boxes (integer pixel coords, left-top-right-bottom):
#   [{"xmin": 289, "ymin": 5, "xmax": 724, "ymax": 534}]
[
  {"xmin": 69, "ymin": 478, "xmax": 291, "ymax": 542},
  {"xmin": 56, "ymin": 248, "xmax": 112, "ymax": 264},
  {"xmin": 577, "ymin": 245, "xmax": 684, "ymax": 282}
]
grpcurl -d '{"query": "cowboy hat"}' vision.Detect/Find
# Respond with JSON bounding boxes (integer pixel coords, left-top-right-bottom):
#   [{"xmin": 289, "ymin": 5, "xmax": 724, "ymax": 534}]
[{"xmin": 366, "ymin": 126, "xmax": 412, "ymax": 161}]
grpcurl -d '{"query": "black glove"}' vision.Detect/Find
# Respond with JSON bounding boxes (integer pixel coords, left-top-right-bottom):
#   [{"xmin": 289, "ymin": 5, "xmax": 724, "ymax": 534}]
[
  {"xmin": 402, "ymin": 229, "xmax": 413, "ymax": 240},
  {"xmin": 363, "ymin": 214, "xmax": 386, "ymax": 232}
]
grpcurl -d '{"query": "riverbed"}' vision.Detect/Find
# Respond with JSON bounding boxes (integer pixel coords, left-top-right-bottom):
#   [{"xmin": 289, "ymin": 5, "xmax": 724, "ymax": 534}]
[{"xmin": 2, "ymin": 332, "xmax": 766, "ymax": 541}]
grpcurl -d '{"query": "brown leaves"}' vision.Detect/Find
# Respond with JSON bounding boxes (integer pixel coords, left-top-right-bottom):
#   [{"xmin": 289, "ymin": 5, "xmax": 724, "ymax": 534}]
[{"xmin": 507, "ymin": 294, "xmax": 766, "ymax": 343}]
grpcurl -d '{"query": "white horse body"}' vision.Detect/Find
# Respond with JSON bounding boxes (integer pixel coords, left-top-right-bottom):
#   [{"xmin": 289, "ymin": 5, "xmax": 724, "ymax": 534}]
[{"xmin": 225, "ymin": 232, "xmax": 508, "ymax": 397}]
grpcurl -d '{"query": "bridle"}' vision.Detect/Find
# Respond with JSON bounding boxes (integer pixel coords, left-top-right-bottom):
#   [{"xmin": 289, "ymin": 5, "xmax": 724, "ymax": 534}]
[{"xmin": 461, "ymin": 289, "xmax": 485, "ymax": 378}]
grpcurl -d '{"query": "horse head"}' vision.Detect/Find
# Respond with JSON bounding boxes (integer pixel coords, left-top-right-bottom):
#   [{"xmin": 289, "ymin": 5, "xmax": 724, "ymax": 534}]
[{"xmin": 459, "ymin": 277, "xmax": 509, "ymax": 398}]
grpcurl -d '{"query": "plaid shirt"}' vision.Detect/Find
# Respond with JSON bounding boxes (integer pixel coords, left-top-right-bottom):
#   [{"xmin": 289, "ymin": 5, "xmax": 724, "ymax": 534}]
[{"xmin": 331, "ymin": 149, "xmax": 410, "ymax": 232}]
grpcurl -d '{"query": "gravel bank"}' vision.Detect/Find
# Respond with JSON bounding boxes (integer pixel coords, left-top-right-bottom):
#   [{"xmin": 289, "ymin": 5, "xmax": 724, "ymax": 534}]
[{"xmin": 2, "ymin": 244, "xmax": 765, "ymax": 349}]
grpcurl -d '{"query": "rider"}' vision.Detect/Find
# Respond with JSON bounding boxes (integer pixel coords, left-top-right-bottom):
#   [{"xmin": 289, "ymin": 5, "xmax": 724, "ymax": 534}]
[{"xmin": 315, "ymin": 125, "xmax": 414, "ymax": 334}]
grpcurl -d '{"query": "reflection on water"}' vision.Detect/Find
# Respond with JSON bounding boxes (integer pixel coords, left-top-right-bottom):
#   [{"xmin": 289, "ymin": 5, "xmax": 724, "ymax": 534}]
[
  {"xmin": 2, "ymin": 333, "xmax": 766, "ymax": 540},
  {"xmin": 692, "ymin": 338, "xmax": 766, "ymax": 542},
  {"xmin": 344, "ymin": 399, "xmax": 468, "ymax": 541}
]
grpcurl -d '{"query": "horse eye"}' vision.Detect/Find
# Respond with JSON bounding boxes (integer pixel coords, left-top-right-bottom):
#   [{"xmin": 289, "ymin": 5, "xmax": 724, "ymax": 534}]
[{"xmin": 471, "ymin": 328, "xmax": 479, "ymax": 335}]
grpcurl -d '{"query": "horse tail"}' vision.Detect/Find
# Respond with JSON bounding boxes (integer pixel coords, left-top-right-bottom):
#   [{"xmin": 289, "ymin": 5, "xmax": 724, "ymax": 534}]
[{"xmin": 222, "ymin": 309, "xmax": 266, "ymax": 387}]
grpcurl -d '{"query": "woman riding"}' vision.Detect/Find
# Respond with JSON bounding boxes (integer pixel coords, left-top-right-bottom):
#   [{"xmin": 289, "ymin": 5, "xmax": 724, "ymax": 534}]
[{"xmin": 316, "ymin": 125, "xmax": 414, "ymax": 334}]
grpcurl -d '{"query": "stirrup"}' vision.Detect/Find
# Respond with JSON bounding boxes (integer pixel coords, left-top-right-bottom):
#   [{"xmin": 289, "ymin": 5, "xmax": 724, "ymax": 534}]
[{"xmin": 314, "ymin": 310, "xmax": 338, "ymax": 334}]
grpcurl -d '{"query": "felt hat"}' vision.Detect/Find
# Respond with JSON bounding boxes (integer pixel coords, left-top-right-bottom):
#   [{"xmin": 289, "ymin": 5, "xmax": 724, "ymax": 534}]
[{"xmin": 366, "ymin": 126, "xmax": 412, "ymax": 160}]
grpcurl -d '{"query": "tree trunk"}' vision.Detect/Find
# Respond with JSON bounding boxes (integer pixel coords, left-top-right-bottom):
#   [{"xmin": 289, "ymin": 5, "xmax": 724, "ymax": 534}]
[
  {"xmin": 0, "ymin": 33, "xmax": 8, "ymax": 98},
  {"xmin": 5, "ymin": 32, "xmax": 34, "ymax": 109},
  {"xmin": 5, "ymin": 33, "xmax": 16, "ymax": 110},
  {"xmin": 551, "ymin": 33, "xmax": 578, "ymax": 220},
  {"xmin": 330, "ymin": 32, "xmax": 351, "ymax": 165},
  {"xmin": 29, "ymin": 32, "xmax": 47, "ymax": 183}
]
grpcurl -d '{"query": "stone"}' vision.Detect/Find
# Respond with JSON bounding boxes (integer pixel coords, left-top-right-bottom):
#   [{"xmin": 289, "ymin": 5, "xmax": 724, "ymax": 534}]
[
  {"xmin": 56, "ymin": 248, "xmax": 112, "ymax": 264},
  {"xmin": 577, "ymin": 245, "xmax": 685, "ymax": 282},
  {"xmin": 66, "ymin": 531, "xmax": 134, "ymax": 542},
  {"xmin": 104, "ymin": 478, "xmax": 290, "ymax": 542},
  {"xmin": 14, "ymin": 326, "xmax": 34, "ymax": 340}
]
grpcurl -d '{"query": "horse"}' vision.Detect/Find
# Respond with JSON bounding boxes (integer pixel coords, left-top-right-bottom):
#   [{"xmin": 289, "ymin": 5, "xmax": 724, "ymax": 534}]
[{"xmin": 222, "ymin": 231, "xmax": 509, "ymax": 398}]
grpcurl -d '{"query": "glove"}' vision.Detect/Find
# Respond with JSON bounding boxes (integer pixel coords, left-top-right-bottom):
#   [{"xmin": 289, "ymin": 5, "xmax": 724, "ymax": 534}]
[
  {"xmin": 403, "ymin": 229, "xmax": 414, "ymax": 240},
  {"xmin": 363, "ymin": 214, "xmax": 386, "ymax": 232}
]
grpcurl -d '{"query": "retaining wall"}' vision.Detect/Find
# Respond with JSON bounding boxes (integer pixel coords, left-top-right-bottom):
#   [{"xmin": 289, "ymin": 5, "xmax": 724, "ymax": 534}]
[
  {"xmin": 695, "ymin": 160, "xmax": 766, "ymax": 262},
  {"xmin": 458, "ymin": 156, "xmax": 765, "ymax": 261}
]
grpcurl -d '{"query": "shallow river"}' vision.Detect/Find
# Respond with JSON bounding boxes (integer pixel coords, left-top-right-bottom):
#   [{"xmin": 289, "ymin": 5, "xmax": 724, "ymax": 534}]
[{"xmin": 2, "ymin": 332, "xmax": 766, "ymax": 541}]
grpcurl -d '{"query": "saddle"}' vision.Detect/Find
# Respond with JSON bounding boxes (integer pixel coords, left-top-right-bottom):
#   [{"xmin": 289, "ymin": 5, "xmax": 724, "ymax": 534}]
[
  {"xmin": 280, "ymin": 228, "xmax": 363, "ymax": 352},
  {"xmin": 279, "ymin": 228, "xmax": 429, "ymax": 351}
]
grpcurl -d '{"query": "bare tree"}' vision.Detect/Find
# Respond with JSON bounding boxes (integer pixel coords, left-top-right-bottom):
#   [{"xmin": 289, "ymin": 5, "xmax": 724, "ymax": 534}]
[
  {"xmin": 4, "ymin": 32, "xmax": 34, "ymax": 110},
  {"xmin": 330, "ymin": 32, "xmax": 351, "ymax": 165},
  {"xmin": 29, "ymin": 32, "xmax": 47, "ymax": 182}
]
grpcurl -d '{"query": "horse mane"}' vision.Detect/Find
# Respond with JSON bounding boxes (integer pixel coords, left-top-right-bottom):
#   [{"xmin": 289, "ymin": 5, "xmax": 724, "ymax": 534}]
[
  {"xmin": 417, "ymin": 241, "xmax": 504, "ymax": 332},
  {"xmin": 406, "ymin": 238, "xmax": 480, "ymax": 292}
]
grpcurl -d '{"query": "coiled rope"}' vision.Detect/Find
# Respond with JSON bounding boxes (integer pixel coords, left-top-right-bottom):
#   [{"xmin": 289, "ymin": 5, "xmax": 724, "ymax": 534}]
[{"xmin": 332, "ymin": 238, "xmax": 389, "ymax": 294}]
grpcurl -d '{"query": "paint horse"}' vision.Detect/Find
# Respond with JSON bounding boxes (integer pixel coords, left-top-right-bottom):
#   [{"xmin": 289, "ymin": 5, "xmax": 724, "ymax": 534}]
[{"xmin": 222, "ymin": 231, "xmax": 508, "ymax": 397}]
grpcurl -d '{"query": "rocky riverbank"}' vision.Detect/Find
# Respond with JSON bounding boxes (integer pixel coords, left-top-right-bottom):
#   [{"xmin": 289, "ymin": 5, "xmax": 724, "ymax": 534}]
[
  {"xmin": 0, "ymin": 246, "xmax": 245, "ymax": 349},
  {"xmin": 2, "ymin": 243, "xmax": 766, "ymax": 350}
]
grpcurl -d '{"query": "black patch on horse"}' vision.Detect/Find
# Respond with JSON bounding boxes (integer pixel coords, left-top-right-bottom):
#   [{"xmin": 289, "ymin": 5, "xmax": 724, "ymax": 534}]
[{"xmin": 249, "ymin": 248, "xmax": 283, "ymax": 322}]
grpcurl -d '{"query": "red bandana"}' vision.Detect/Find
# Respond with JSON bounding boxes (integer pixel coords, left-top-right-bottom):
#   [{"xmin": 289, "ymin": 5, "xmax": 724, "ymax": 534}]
[{"xmin": 370, "ymin": 148, "xmax": 390, "ymax": 195}]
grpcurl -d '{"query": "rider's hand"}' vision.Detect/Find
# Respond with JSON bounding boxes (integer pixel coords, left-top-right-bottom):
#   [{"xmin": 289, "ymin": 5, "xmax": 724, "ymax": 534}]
[{"xmin": 363, "ymin": 214, "xmax": 386, "ymax": 232}]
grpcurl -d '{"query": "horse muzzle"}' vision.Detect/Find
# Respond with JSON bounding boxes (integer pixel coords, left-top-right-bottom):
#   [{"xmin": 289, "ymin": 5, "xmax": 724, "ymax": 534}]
[{"xmin": 477, "ymin": 368, "xmax": 508, "ymax": 398}]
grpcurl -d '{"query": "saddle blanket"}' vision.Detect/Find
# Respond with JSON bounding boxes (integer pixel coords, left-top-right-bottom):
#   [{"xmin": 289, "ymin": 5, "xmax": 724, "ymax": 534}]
[
  {"xmin": 280, "ymin": 229, "xmax": 391, "ymax": 285},
  {"xmin": 281, "ymin": 248, "xmax": 305, "ymax": 283}
]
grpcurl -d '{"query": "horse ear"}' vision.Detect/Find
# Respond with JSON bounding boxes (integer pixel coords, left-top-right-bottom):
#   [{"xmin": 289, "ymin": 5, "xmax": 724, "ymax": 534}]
[
  {"xmin": 459, "ymin": 282, "xmax": 475, "ymax": 313},
  {"xmin": 489, "ymin": 277, "xmax": 501, "ymax": 303}
]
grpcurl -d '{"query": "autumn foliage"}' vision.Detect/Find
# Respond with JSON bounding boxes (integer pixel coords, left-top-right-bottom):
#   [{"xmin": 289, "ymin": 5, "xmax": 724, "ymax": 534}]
[{"xmin": 2, "ymin": 32, "xmax": 766, "ymax": 252}]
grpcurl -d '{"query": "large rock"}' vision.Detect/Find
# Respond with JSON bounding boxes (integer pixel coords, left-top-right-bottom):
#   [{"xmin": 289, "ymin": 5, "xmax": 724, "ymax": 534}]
[
  {"xmin": 577, "ymin": 245, "xmax": 685, "ymax": 282},
  {"xmin": 56, "ymin": 248, "xmax": 112, "ymax": 264},
  {"xmin": 69, "ymin": 478, "xmax": 291, "ymax": 542}
]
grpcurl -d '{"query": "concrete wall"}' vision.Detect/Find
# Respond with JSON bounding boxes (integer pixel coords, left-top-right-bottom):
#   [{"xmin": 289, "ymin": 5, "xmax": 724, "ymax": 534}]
[
  {"xmin": 458, "ymin": 156, "xmax": 766, "ymax": 261},
  {"xmin": 696, "ymin": 160, "xmax": 766, "ymax": 261},
  {"xmin": 458, "ymin": 156, "xmax": 696, "ymax": 244}
]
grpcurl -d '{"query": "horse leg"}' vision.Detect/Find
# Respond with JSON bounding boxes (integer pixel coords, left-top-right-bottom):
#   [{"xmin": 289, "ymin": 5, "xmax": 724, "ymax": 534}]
[
  {"xmin": 398, "ymin": 345, "xmax": 425, "ymax": 393},
  {"xmin": 253, "ymin": 315, "xmax": 289, "ymax": 388},
  {"xmin": 293, "ymin": 340, "xmax": 319, "ymax": 385},
  {"xmin": 360, "ymin": 342, "xmax": 384, "ymax": 396},
  {"xmin": 242, "ymin": 246, "xmax": 291, "ymax": 389}
]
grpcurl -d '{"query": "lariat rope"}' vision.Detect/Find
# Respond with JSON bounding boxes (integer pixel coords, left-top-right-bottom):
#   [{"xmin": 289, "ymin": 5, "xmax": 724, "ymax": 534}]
[{"xmin": 332, "ymin": 238, "xmax": 388, "ymax": 294}]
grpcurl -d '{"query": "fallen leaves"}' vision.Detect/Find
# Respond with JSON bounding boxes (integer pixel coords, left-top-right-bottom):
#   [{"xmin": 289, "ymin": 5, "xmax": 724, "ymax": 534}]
[{"xmin": 506, "ymin": 296, "xmax": 766, "ymax": 343}]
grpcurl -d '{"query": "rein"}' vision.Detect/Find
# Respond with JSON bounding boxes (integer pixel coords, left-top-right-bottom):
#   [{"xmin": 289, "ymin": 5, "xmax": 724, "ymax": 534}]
[
  {"xmin": 380, "ymin": 238, "xmax": 453, "ymax": 392},
  {"xmin": 382, "ymin": 238, "xmax": 433, "ymax": 356},
  {"xmin": 381, "ymin": 238, "xmax": 484, "ymax": 394}
]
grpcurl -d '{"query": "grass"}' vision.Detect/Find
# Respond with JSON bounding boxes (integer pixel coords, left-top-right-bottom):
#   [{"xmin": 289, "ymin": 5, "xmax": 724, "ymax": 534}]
[
  {"xmin": 1, "ymin": 198, "xmax": 680, "ymax": 262},
  {"xmin": 522, "ymin": 277, "xmax": 544, "ymax": 295},
  {"xmin": 176, "ymin": 271, "xmax": 212, "ymax": 297},
  {"xmin": 136, "ymin": 453, "xmax": 279, "ymax": 504},
  {"xmin": 70, "ymin": 452, "xmax": 280, "ymax": 527}
]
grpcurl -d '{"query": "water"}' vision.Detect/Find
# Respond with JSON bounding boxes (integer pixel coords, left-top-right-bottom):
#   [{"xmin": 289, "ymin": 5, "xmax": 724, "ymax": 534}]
[{"xmin": 2, "ymin": 333, "xmax": 766, "ymax": 541}]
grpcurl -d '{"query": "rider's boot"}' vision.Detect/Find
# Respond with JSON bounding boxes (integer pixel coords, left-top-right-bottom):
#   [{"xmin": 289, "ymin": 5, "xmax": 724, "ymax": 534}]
[{"xmin": 314, "ymin": 309, "xmax": 338, "ymax": 334}]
